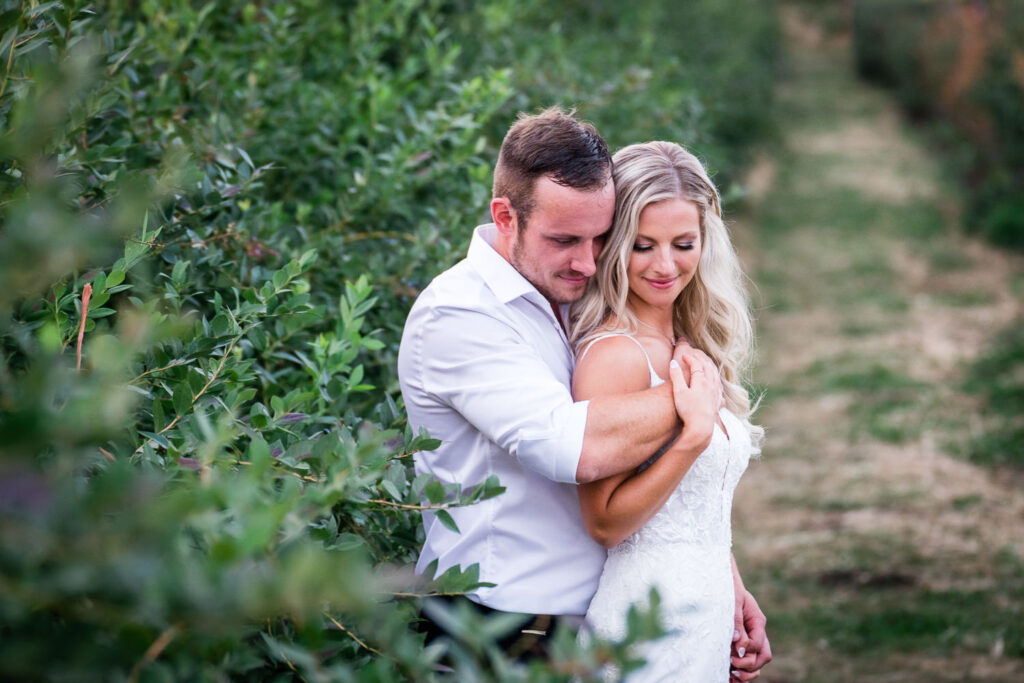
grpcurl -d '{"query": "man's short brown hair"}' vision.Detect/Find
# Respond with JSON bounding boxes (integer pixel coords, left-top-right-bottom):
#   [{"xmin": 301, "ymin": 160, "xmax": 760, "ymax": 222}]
[{"xmin": 492, "ymin": 107, "xmax": 611, "ymax": 227}]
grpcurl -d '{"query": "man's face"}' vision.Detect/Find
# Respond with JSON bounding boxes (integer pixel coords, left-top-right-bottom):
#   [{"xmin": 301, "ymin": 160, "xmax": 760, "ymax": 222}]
[{"xmin": 508, "ymin": 176, "xmax": 615, "ymax": 305}]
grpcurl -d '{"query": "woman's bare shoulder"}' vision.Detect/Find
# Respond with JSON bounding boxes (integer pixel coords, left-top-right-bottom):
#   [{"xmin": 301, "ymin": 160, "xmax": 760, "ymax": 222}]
[{"xmin": 573, "ymin": 333, "xmax": 653, "ymax": 399}]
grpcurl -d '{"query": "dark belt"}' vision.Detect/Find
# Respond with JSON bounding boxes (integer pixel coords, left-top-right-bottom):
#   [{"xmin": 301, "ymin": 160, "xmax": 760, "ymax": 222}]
[{"xmin": 418, "ymin": 596, "xmax": 558, "ymax": 663}]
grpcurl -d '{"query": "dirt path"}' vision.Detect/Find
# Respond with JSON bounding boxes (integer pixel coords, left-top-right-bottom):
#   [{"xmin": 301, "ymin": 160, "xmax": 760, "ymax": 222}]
[{"xmin": 731, "ymin": 6, "xmax": 1024, "ymax": 682}]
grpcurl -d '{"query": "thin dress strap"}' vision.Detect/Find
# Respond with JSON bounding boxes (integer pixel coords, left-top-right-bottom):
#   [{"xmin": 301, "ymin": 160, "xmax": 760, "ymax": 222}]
[{"xmin": 577, "ymin": 333, "xmax": 665, "ymax": 388}]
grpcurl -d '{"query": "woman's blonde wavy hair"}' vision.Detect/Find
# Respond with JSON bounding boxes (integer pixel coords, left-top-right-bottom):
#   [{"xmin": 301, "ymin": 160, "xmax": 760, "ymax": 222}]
[{"xmin": 569, "ymin": 141, "xmax": 763, "ymax": 451}]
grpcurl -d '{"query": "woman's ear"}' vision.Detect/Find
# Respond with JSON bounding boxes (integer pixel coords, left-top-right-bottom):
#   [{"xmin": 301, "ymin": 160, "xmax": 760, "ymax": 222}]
[{"xmin": 491, "ymin": 197, "xmax": 517, "ymax": 237}]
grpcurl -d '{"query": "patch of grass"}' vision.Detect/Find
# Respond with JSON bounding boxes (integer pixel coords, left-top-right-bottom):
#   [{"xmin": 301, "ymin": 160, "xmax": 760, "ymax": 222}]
[
  {"xmin": 857, "ymin": 398, "xmax": 925, "ymax": 442},
  {"xmin": 927, "ymin": 244, "xmax": 973, "ymax": 271},
  {"xmin": 951, "ymin": 494, "xmax": 983, "ymax": 510},
  {"xmin": 799, "ymin": 359, "xmax": 931, "ymax": 442},
  {"xmin": 1013, "ymin": 272, "xmax": 1024, "ymax": 299},
  {"xmin": 963, "ymin": 317, "xmax": 1024, "ymax": 466},
  {"xmin": 930, "ymin": 289, "xmax": 997, "ymax": 307},
  {"xmin": 795, "ymin": 590, "xmax": 1021, "ymax": 655},
  {"xmin": 894, "ymin": 202, "xmax": 949, "ymax": 241},
  {"xmin": 755, "ymin": 546, "xmax": 1024, "ymax": 661},
  {"xmin": 772, "ymin": 488, "xmax": 921, "ymax": 512},
  {"xmin": 839, "ymin": 319, "xmax": 885, "ymax": 336},
  {"xmin": 967, "ymin": 423, "xmax": 1024, "ymax": 466},
  {"xmin": 816, "ymin": 361, "xmax": 926, "ymax": 392}
]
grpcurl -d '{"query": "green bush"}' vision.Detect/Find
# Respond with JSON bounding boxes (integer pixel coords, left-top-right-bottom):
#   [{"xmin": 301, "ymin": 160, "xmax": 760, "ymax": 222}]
[
  {"xmin": 852, "ymin": 0, "xmax": 1024, "ymax": 249},
  {"xmin": 0, "ymin": 0, "xmax": 778, "ymax": 678}
]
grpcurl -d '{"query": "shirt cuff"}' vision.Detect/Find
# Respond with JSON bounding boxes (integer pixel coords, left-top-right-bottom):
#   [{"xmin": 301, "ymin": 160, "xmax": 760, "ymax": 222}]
[{"xmin": 514, "ymin": 399, "xmax": 589, "ymax": 484}]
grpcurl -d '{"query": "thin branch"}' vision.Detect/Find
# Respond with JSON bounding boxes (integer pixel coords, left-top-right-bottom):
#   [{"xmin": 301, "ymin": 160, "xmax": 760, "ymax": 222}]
[
  {"xmin": 0, "ymin": 24, "xmax": 16, "ymax": 99},
  {"xmin": 389, "ymin": 590, "xmax": 475, "ymax": 599},
  {"xmin": 235, "ymin": 460, "xmax": 321, "ymax": 483},
  {"xmin": 366, "ymin": 499, "xmax": 456, "ymax": 511},
  {"xmin": 129, "ymin": 359, "xmax": 192, "ymax": 383},
  {"xmin": 324, "ymin": 613, "xmax": 382, "ymax": 656},
  {"xmin": 155, "ymin": 336, "xmax": 239, "ymax": 436},
  {"xmin": 128, "ymin": 623, "xmax": 181, "ymax": 683},
  {"xmin": 75, "ymin": 284, "xmax": 93, "ymax": 371},
  {"xmin": 341, "ymin": 230, "xmax": 417, "ymax": 244}
]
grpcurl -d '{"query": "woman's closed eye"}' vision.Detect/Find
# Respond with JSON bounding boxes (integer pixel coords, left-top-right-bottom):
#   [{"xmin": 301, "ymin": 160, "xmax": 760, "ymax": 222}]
[{"xmin": 632, "ymin": 242, "xmax": 695, "ymax": 252}]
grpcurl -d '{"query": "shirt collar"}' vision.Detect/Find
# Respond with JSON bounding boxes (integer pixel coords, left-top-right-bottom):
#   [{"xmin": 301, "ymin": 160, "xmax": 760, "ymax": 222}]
[{"xmin": 468, "ymin": 224, "xmax": 544, "ymax": 305}]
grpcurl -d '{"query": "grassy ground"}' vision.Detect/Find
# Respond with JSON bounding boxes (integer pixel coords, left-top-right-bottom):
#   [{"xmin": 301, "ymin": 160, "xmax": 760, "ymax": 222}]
[{"xmin": 731, "ymin": 6, "xmax": 1024, "ymax": 682}]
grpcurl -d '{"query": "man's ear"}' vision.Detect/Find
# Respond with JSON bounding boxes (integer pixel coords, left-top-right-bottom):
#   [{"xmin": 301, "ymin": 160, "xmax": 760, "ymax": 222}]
[{"xmin": 491, "ymin": 197, "xmax": 517, "ymax": 237}]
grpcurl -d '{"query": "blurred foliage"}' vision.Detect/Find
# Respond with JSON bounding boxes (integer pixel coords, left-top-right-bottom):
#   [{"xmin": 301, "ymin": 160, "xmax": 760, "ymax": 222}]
[
  {"xmin": 852, "ymin": 0, "xmax": 1024, "ymax": 249},
  {"xmin": 0, "ymin": 0, "xmax": 778, "ymax": 678}
]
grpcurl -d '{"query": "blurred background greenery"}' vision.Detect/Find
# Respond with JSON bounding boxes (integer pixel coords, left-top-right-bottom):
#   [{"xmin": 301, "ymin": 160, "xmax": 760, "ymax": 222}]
[{"xmin": 0, "ymin": 0, "xmax": 1021, "ymax": 680}]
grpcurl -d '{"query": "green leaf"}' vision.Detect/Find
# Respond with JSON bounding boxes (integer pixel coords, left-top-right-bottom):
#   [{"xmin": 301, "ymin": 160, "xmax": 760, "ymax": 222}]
[
  {"xmin": 210, "ymin": 312, "xmax": 230, "ymax": 337},
  {"xmin": 172, "ymin": 383, "xmax": 193, "ymax": 416},
  {"xmin": 333, "ymin": 533, "xmax": 366, "ymax": 551},
  {"xmin": 380, "ymin": 479, "xmax": 402, "ymax": 500},
  {"xmin": 171, "ymin": 260, "xmax": 189, "ymax": 287},
  {"xmin": 347, "ymin": 364, "xmax": 364, "ymax": 388},
  {"xmin": 152, "ymin": 398, "xmax": 166, "ymax": 432},
  {"xmin": 424, "ymin": 480, "xmax": 445, "ymax": 504},
  {"xmin": 434, "ymin": 509, "xmax": 460, "ymax": 534},
  {"xmin": 269, "ymin": 395, "xmax": 285, "ymax": 416},
  {"xmin": 248, "ymin": 437, "xmax": 271, "ymax": 467}
]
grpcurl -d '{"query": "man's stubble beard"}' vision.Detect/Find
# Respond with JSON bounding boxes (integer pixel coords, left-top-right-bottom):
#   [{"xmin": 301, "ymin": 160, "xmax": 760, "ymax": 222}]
[{"xmin": 509, "ymin": 231, "xmax": 584, "ymax": 306}]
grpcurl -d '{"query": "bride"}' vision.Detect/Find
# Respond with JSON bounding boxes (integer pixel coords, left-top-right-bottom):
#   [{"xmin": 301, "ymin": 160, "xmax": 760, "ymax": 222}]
[{"xmin": 569, "ymin": 141, "xmax": 769, "ymax": 681}]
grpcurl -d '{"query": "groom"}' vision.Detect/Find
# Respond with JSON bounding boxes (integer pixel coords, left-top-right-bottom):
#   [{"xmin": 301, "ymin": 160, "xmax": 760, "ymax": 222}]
[{"xmin": 398, "ymin": 107, "xmax": 770, "ymax": 676}]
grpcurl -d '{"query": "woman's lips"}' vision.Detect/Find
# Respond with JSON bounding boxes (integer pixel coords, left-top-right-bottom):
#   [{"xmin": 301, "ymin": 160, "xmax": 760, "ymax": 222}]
[{"xmin": 644, "ymin": 277, "xmax": 678, "ymax": 290}]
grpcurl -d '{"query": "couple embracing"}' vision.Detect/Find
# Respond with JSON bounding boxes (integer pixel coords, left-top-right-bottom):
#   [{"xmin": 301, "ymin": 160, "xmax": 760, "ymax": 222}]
[{"xmin": 398, "ymin": 108, "xmax": 771, "ymax": 681}]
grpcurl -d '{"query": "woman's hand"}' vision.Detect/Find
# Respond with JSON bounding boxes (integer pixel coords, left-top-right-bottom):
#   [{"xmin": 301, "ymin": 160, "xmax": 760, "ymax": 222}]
[{"xmin": 667, "ymin": 346, "xmax": 719, "ymax": 452}]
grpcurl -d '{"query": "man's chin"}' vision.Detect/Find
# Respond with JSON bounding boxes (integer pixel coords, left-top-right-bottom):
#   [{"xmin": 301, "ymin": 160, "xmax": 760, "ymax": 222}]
[{"xmin": 547, "ymin": 284, "xmax": 587, "ymax": 305}]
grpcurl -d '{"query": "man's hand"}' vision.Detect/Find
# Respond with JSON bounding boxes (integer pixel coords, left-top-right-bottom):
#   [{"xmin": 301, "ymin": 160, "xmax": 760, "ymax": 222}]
[{"xmin": 730, "ymin": 589, "xmax": 772, "ymax": 681}]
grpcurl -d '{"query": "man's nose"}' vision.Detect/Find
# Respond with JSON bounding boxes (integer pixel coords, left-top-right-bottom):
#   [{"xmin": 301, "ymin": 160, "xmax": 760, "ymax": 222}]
[{"xmin": 571, "ymin": 244, "xmax": 597, "ymax": 277}]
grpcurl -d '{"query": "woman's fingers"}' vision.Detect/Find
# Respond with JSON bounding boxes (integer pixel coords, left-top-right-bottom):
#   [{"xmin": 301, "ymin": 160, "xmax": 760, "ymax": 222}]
[
  {"xmin": 669, "ymin": 358, "xmax": 688, "ymax": 389},
  {"xmin": 678, "ymin": 348, "xmax": 713, "ymax": 391}
]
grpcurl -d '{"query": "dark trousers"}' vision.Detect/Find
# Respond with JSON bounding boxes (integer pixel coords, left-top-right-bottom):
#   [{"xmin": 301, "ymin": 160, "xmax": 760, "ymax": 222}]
[{"xmin": 417, "ymin": 596, "xmax": 561, "ymax": 664}]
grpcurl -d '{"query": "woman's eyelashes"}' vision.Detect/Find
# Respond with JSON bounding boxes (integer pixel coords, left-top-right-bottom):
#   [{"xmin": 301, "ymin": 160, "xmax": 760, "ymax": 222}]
[{"xmin": 631, "ymin": 241, "xmax": 695, "ymax": 252}]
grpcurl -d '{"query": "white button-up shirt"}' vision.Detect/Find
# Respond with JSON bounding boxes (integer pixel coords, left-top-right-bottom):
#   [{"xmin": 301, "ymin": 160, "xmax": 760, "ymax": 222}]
[{"xmin": 398, "ymin": 224, "xmax": 606, "ymax": 616}]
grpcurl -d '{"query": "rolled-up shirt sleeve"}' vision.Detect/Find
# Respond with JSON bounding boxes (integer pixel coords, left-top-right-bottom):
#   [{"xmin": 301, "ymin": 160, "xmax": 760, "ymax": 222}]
[{"xmin": 412, "ymin": 304, "xmax": 588, "ymax": 483}]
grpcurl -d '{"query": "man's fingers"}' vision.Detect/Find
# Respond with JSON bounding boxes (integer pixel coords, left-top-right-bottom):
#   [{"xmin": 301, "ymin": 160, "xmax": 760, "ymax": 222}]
[
  {"xmin": 730, "ymin": 651, "xmax": 758, "ymax": 670},
  {"xmin": 753, "ymin": 638, "xmax": 773, "ymax": 668}
]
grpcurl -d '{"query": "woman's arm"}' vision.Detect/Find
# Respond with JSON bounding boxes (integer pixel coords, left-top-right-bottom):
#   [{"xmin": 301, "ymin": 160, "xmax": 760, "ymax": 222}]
[{"xmin": 573, "ymin": 340, "xmax": 720, "ymax": 548}]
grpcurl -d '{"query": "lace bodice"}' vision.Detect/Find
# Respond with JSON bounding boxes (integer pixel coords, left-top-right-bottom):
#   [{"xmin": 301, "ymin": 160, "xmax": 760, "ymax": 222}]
[{"xmin": 614, "ymin": 407, "xmax": 750, "ymax": 554}]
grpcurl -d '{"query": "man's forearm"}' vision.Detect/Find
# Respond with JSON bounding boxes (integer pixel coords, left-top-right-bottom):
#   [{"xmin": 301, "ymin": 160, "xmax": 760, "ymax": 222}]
[{"xmin": 575, "ymin": 382, "xmax": 680, "ymax": 482}]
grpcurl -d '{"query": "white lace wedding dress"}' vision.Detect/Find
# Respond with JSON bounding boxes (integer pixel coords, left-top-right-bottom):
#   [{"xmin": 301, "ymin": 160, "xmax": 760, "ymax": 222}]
[{"xmin": 581, "ymin": 335, "xmax": 751, "ymax": 682}]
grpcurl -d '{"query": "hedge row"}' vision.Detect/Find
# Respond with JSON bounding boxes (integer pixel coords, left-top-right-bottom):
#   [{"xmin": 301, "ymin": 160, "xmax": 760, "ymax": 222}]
[
  {"xmin": 852, "ymin": 0, "xmax": 1024, "ymax": 248},
  {"xmin": 0, "ymin": 1, "xmax": 778, "ymax": 679}
]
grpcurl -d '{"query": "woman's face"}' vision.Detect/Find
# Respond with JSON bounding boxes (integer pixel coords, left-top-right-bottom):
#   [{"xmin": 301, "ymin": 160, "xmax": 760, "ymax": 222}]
[{"xmin": 626, "ymin": 198, "xmax": 702, "ymax": 311}]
